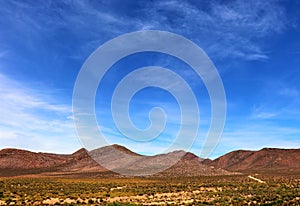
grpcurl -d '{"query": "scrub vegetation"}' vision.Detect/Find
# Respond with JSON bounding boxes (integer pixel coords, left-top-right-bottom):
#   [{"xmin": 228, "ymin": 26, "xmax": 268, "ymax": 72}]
[{"xmin": 0, "ymin": 174, "xmax": 299, "ymax": 205}]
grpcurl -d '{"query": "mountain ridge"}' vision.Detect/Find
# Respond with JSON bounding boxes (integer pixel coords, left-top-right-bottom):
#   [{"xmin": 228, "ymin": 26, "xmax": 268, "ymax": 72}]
[
  {"xmin": 0, "ymin": 145, "xmax": 228, "ymax": 177},
  {"xmin": 207, "ymin": 147, "xmax": 300, "ymax": 173},
  {"xmin": 0, "ymin": 145, "xmax": 299, "ymax": 176}
]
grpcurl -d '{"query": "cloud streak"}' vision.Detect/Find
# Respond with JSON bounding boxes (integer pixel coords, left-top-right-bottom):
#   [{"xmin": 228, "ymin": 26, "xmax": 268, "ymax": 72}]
[
  {"xmin": 210, "ymin": 123, "xmax": 300, "ymax": 159},
  {"xmin": 139, "ymin": 0, "xmax": 288, "ymax": 60},
  {"xmin": 0, "ymin": 73, "xmax": 80, "ymax": 153},
  {"xmin": 0, "ymin": 0, "xmax": 291, "ymax": 62}
]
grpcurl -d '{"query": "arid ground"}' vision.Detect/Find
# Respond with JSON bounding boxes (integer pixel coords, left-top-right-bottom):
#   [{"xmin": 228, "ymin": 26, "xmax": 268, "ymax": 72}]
[{"xmin": 0, "ymin": 174, "xmax": 299, "ymax": 205}]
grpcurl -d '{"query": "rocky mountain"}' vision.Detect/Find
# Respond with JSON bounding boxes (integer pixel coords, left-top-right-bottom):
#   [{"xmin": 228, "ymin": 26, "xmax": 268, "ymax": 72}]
[
  {"xmin": 208, "ymin": 148, "xmax": 300, "ymax": 173},
  {"xmin": 0, "ymin": 148, "xmax": 67, "ymax": 170},
  {"xmin": 1, "ymin": 145, "xmax": 298, "ymax": 177},
  {"xmin": 0, "ymin": 145, "xmax": 229, "ymax": 177},
  {"xmin": 89, "ymin": 145, "xmax": 230, "ymax": 176},
  {"xmin": 57, "ymin": 148, "xmax": 106, "ymax": 172},
  {"xmin": 159, "ymin": 151, "xmax": 232, "ymax": 177}
]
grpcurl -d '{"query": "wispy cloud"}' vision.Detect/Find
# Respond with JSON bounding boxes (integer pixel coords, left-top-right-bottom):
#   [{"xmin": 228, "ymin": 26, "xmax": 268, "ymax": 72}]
[
  {"xmin": 0, "ymin": 0, "xmax": 290, "ymax": 62},
  {"xmin": 210, "ymin": 123, "xmax": 300, "ymax": 159},
  {"xmin": 138, "ymin": 0, "xmax": 288, "ymax": 60},
  {"xmin": 0, "ymin": 73, "xmax": 80, "ymax": 153},
  {"xmin": 249, "ymin": 84, "xmax": 300, "ymax": 121},
  {"xmin": 251, "ymin": 105, "xmax": 278, "ymax": 119}
]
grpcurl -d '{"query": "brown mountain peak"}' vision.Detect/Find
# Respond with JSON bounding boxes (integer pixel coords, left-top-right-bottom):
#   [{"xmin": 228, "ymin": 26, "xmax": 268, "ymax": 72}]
[
  {"xmin": 0, "ymin": 148, "xmax": 32, "ymax": 155},
  {"xmin": 182, "ymin": 152, "xmax": 199, "ymax": 160},
  {"xmin": 72, "ymin": 148, "xmax": 88, "ymax": 156},
  {"xmin": 92, "ymin": 144, "xmax": 141, "ymax": 156},
  {"xmin": 209, "ymin": 148, "xmax": 300, "ymax": 173}
]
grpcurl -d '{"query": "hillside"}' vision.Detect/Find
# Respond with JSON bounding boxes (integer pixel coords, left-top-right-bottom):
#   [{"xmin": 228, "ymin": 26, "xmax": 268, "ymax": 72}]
[
  {"xmin": 208, "ymin": 148, "xmax": 300, "ymax": 173},
  {"xmin": 0, "ymin": 148, "xmax": 67, "ymax": 170},
  {"xmin": 0, "ymin": 145, "xmax": 229, "ymax": 177},
  {"xmin": 1, "ymin": 146, "xmax": 299, "ymax": 177}
]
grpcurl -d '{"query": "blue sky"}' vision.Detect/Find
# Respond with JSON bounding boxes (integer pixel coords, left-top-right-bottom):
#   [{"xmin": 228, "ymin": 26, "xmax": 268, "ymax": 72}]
[{"xmin": 0, "ymin": 0, "xmax": 299, "ymax": 159}]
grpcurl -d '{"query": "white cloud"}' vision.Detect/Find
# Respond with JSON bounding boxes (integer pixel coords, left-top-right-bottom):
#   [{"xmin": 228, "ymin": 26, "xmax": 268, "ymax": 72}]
[
  {"xmin": 251, "ymin": 104, "xmax": 278, "ymax": 119},
  {"xmin": 0, "ymin": 73, "xmax": 80, "ymax": 153},
  {"xmin": 141, "ymin": 0, "xmax": 288, "ymax": 60},
  {"xmin": 0, "ymin": 0, "xmax": 290, "ymax": 62},
  {"xmin": 254, "ymin": 112, "xmax": 277, "ymax": 119},
  {"xmin": 210, "ymin": 123, "xmax": 300, "ymax": 159},
  {"xmin": 250, "ymin": 86, "xmax": 300, "ymax": 121}
]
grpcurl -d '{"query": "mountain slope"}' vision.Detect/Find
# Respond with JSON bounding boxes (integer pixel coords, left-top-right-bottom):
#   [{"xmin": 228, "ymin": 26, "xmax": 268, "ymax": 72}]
[
  {"xmin": 0, "ymin": 148, "xmax": 68, "ymax": 170},
  {"xmin": 0, "ymin": 145, "xmax": 230, "ymax": 177},
  {"xmin": 209, "ymin": 148, "xmax": 300, "ymax": 173},
  {"xmin": 57, "ymin": 148, "xmax": 106, "ymax": 172},
  {"xmin": 88, "ymin": 146, "xmax": 230, "ymax": 176},
  {"xmin": 160, "ymin": 151, "xmax": 232, "ymax": 176},
  {"xmin": 2, "ymin": 146, "xmax": 298, "ymax": 177}
]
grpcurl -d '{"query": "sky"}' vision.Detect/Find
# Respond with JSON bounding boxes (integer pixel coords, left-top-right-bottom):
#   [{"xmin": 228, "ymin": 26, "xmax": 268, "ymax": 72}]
[{"xmin": 0, "ymin": 0, "xmax": 299, "ymax": 159}]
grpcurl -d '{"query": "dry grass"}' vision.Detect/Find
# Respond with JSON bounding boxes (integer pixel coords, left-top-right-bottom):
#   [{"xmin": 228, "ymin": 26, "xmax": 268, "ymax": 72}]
[{"xmin": 0, "ymin": 174, "xmax": 299, "ymax": 205}]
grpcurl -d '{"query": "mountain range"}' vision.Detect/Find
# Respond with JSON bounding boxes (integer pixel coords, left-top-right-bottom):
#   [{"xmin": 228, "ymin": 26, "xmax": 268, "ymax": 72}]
[
  {"xmin": 0, "ymin": 145, "xmax": 299, "ymax": 177},
  {"xmin": 206, "ymin": 148, "xmax": 300, "ymax": 174}
]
